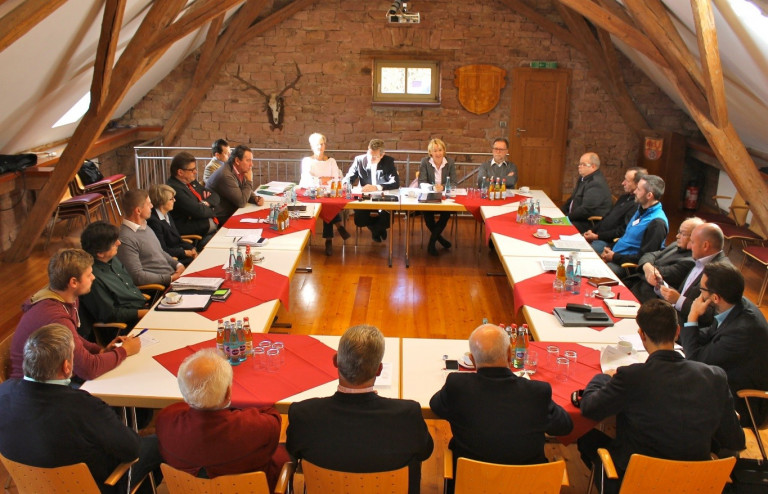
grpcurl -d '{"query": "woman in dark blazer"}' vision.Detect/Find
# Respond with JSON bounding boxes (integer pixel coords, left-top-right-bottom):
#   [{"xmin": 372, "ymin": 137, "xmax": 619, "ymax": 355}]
[
  {"xmin": 418, "ymin": 138, "xmax": 456, "ymax": 256},
  {"xmin": 148, "ymin": 184, "xmax": 198, "ymax": 266}
]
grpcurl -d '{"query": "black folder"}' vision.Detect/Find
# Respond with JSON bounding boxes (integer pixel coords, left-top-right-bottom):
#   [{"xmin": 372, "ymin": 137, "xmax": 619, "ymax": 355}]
[
  {"xmin": 418, "ymin": 192, "xmax": 442, "ymax": 203},
  {"xmin": 553, "ymin": 307, "xmax": 614, "ymax": 327}
]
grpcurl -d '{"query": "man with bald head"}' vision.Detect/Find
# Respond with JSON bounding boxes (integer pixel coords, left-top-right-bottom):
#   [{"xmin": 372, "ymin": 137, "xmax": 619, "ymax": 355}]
[
  {"xmin": 659, "ymin": 222, "xmax": 728, "ymax": 324},
  {"xmin": 562, "ymin": 152, "xmax": 613, "ymax": 233},
  {"xmin": 430, "ymin": 324, "xmax": 572, "ymax": 485},
  {"xmin": 156, "ymin": 349, "xmax": 288, "ymax": 491}
]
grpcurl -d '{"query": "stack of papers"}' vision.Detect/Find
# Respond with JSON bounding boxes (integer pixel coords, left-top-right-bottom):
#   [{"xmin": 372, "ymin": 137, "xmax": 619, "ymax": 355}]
[
  {"xmin": 257, "ymin": 181, "xmax": 295, "ymax": 195},
  {"xmin": 170, "ymin": 277, "xmax": 224, "ymax": 291},
  {"xmin": 604, "ymin": 299, "xmax": 640, "ymax": 318},
  {"xmin": 600, "ymin": 345, "xmax": 641, "ymax": 373},
  {"xmin": 549, "ymin": 234, "xmax": 592, "ymax": 251}
]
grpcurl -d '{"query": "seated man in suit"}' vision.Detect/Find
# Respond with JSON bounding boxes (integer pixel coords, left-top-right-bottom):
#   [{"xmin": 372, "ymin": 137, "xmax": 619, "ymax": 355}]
[
  {"xmin": 578, "ymin": 299, "xmax": 744, "ymax": 494},
  {"xmin": 80, "ymin": 221, "xmax": 148, "ymax": 330},
  {"xmin": 118, "ymin": 189, "xmax": 185, "ymax": 287},
  {"xmin": 475, "ymin": 138, "xmax": 518, "ymax": 189},
  {"xmin": 156, "ymin": 348, "xmax": 289, "ymax": 491},
  {"xmin": 583, "ymin": 167, "xmax": 646, "ymax": 253},
  {"xmin": 203, "ymin": 138, "xmax": 230, "ymax": 185},
  {"xmin": 430, "ymin": 324, "xmax": 572, "ymax": 493},
  {"xmin": 147, "ymin": 184, "xmax": 197, "ymax": 266},
  {"xmin": 207, "ymin": 144, "xmax": 265, "ymax": 224},
  {"xmin": 562, "ymin": 152, "xmax": 613, "ymax": 233},
  {"xmin": 659, "ymin": 222, "xmax": 727, "ymax": 325},
  {"xmin": 167, "ymin": 151, "xmax": 220, "ymax": 246},
  {"xmin": 683, "ymin": 262, "xmax": 768, "ymax": 426},
  {"xmin": 343, "ymin": 139, "xmax": 401, "ymax": 242},
  {"xmin": 9, "ymin": 249, "xmax": 140, "ymax": 382},
  {"xmin": 0, "ymin": 324, "xmax": 160, "ymax": 494},
  {"xmin": 628, "ymin": 216, "xmax": 702, "ymax": 302},
  {"xmin": 287, "ymin": 325, "xmax": 433, "ymax": 494},
  {"xmin": 601, "ymin": 175, "xmax": 668, "ymax": 276}
]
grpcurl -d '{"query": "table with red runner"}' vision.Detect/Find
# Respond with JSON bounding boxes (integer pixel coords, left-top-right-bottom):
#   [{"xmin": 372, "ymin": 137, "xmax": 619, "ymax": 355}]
[
  {"xmin": 225, "ymin": 209, "xmax": 317, "ymax": 238},
  {"xmin": 295, "ymin": 189, "xmax": 353, "ymax": 223},
  {"xmin": 185, "ymin": 264, "xmax": 291, "ymax": 320},
  {"xmin": 484, "ymin": 211, "xmax": 578, "ymax": 244},
  {"xmin": 153, "ymin": 334, "xmax": 338, "ymax": 408},
  {"xmin": 453, "ymin": 194, "xmax": 527, "ymax": 222},
  {"xmin": 513, "ymin": 272, "xmax": 636, "ymax": 327}
]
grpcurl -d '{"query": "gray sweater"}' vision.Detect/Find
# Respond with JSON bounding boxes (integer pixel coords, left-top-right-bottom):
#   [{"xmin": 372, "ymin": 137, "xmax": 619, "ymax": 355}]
[{"xmin": 117, "ymin": 221, "xmax": 179, "ymax": 286}]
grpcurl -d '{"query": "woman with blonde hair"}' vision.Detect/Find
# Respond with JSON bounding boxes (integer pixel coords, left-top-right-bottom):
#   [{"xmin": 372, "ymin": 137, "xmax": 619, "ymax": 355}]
[
  {"xmin": 299, "ymin": 133, "xmax": 350, "ymax": 256},
  {"xmin": 418, "ymin": 138, "xmax": 456, "ymax": 256},
  {"xmin": 148, "ymin": 184, "xmax": 198, "ymax": 266}
]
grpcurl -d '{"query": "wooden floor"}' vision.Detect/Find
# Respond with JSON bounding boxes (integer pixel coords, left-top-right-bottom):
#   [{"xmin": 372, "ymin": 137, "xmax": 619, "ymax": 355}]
[{"xmin": 2, "ymin": 213, "xmax": 768, "ymax": 493}]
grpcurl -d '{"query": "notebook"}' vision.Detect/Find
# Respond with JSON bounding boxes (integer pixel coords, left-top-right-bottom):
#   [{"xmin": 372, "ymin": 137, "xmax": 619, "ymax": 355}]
[{"xmin": 553, "ymin": 307, "xmax": 614, "ymax": 327}]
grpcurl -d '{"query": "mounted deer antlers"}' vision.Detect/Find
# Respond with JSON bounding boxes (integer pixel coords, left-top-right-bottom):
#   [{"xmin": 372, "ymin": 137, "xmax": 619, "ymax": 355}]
[{"xmin": 230, "ymin": 62, "xmax": 301, "ymax": 131}]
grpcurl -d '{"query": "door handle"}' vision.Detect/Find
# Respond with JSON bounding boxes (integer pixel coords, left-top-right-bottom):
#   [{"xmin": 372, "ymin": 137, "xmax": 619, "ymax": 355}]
[{"xmin": 516, "ymin": 128, "xmax": 526, "ymax": 137}]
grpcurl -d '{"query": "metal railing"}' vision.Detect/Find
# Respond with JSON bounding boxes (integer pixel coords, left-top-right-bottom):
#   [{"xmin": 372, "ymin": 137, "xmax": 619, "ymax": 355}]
[{"xmin": 134, "ymin": 139, "xmax": 495, "ymax": 190}]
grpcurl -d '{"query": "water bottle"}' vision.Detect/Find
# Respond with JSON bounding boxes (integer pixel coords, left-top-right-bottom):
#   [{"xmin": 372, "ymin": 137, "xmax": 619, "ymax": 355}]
[
  {"xmin": 480, "ymin": 177, "xmax": 487, "ymax": 199},
  {"xmin": 565, "ymin": 254, "xmax": 575, "ymax": 293},
  {"xmin": 445, "ymin": 176, "xmax": 452, "ymax": 195},
  {"xmin": 236, "ymin": 319, "xmax": 247, "ymax": 362},
  {"xmin": 573, "ymin": 260, "xmax": 582, "ymax": 295},
  {"xmin": 345, "ymin": 181, "xmax": 352, "ymax": 199},
  {"xmin": 228, "ymin": 320, "xmax": 241, "ymax": 366},
  {"xmin": 513, "ymin": 326, "xmax": 527, "ymax": 369},
  {"xmin": 227, "ymin": 247, "xmax": 236, "ymax": 275}
]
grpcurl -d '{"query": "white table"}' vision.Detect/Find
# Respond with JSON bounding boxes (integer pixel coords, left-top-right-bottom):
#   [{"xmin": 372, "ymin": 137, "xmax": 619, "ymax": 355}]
[{"xmin": 80, "ymin": 332, "xmax": 400, "ymax": 411}]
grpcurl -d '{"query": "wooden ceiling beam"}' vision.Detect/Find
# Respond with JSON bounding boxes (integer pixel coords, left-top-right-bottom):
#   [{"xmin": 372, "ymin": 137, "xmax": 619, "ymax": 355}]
[
  {"xmin": 0, "ymin": 0, "xmax": 68, "ymax": 53},
  {"xmin": 193, "ymin": 14, "xmax": 225, "ymax": 88},
  {"xmin": 557, "ymin": 0, "xmax": 667, "ymax": 68},
  {"xmin": 90, "ymin": 0, "xmax": 127, "ymax": 112},
  {"xmin": 3, "ymin": 0, "xmax": 189, "ymax": 262},
  {"xmin": 691, "ymin": 0, "xmax": 729, "ymax": 127},
  {"xmin": 595, "ymin": 0, "xmax": 637, "ymax": 29}
]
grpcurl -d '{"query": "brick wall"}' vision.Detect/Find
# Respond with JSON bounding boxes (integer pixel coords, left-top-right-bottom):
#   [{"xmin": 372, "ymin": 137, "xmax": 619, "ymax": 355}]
[{"xmin": 118, "ymin": 0, "xmax": 699, "ymax": 197}]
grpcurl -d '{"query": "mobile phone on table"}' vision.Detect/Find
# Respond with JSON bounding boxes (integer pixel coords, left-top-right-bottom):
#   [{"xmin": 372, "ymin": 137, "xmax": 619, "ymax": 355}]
[
  {"xmin": 444, "ymin": 359, "xmax": 459, "ymax": 370},
  {"xmin": 211, "ymin": 288, "xmax": 231, "ymax": 301}
]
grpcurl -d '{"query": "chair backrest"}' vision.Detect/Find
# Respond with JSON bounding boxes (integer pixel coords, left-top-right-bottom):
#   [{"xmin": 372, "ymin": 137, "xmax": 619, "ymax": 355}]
[
  {"xmin": 0, "ymin": 452, "xmax": 101, "ymax": 493},
  {"xmin": 0, "ymin": 332, "xmax": 12, "ymax": 382},
  {"xmin": 618, "ymin": 454, "xmax": 736, "ymax": 494},
  {"xmin": 729, "ymin": 192, "xmax": 750, "ymax": 226},
  {"xmin": 160, "ymin": 463, "xmax": 270, "ymax": 494},
  {"xmin": 454, "ymin": 457, "xmax": 566, "ymax": 494},
  {"xmin": 301, "ymin": 460, "xmax": 409, "ymax": 494},
  {"xmin": 738, "ymin": 389, "xmax": 768, "ymax": 460}
]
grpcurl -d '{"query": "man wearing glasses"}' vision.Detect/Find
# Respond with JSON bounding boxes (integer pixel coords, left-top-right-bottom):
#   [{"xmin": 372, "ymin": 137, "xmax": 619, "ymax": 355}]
[
  {"xmin": 167, "ymin": 151, "xmax": 221, "ymax": 244},
  {"xmin": 562, "ymin": 152, "xmax": 612, "ymax": 233},
  {"xmin": 682, "ymin": 262, "xmax": 768, "ymax": 426},
  {"xmin": 476, "ymin": 138, "xmax": 518, "ymax": 189}
]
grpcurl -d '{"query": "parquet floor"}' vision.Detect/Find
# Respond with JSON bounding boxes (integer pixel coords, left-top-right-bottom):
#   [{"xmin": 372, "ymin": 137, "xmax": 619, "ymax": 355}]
[{"xmin": 2, "ymin": 213, "xmax": 767, "ymax": 493}]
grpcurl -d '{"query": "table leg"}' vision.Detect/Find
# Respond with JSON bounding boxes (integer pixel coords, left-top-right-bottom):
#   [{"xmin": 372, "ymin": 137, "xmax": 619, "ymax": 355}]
[
  {"xmin": 388, "ymin": 209, "xmax": 393, "ymax": 268},
  {"xmin": 405, "ymin": 211, "xmax": 410, "ymax": 268}
]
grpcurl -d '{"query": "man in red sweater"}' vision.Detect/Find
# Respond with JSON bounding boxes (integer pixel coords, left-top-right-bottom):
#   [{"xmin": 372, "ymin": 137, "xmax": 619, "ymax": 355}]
[
  {"xmin": 10, "ymin": 248, "xmax": 140, "ymax": 382},
  {"xmin": 156, "ymin": 348, "xmax": 289, "ymax": 491}
]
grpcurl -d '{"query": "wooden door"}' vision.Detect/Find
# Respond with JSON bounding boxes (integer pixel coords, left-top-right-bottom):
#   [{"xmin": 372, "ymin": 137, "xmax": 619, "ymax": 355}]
[{"xmin": 509, "ymin": 68, "xmax": 570, "ymax": 201}]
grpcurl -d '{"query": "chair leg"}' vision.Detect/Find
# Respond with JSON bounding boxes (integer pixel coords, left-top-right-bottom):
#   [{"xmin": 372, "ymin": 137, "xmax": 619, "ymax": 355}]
[{"xmin": 759, "ymin": 268, "xmax": 768, "ymax": 306}]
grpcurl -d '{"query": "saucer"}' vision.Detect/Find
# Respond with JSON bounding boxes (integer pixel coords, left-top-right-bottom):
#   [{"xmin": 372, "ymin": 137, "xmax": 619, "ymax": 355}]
[
  {"xmin": 460, "ymin": 353, "xmax": 475, "ymax": 369},
  {"xmin": 533, "ymin": 232, "xmax": 551, "ymax": 239},
  {"xmin": 163, "ymin": 296, "xmax": 182, "ymax": 305},
  {"xmin": 594, "ymin": 290, "xmax": 615, "ymax": 299}
]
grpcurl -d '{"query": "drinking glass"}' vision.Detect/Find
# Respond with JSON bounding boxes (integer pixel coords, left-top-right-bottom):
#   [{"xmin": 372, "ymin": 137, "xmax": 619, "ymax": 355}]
[
  {"xmin": 271, "ymin": 342, "xmax": 285, "ymax": 367},
  {"xmin": 564, "ymin": 350, "xmax": 577, "ymax": 376},
  {"xmin": 556, "ymin": 357, "xmax": 569, "ymax": 382},
  {"xmin": 267, "ymin": 348, "xmax": 280, "ymax": 372},
  {"xmin": 252, "ymin": 347, "xmax": 266, "ymax": 371},
  {"xmin": 524, "ymin": 351, "xmax": 538, "ymax": 376},
  {"xmin": 546, "ymin": 345, "xmax": 560, "ymax": 368}
]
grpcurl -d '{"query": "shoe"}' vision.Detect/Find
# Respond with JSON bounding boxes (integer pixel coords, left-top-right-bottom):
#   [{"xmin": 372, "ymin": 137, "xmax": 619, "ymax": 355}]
[
  {"xmin": 372, "ymin": 234, "xmax": 382, "ymax": 243},
  {"xmin": 336, "ymin": 225, "xmax": 351, "ymax": 240},
  {"xmin": 381, "ymin": 229, "xmax": 388, "ymax": 241},
  {"xmin": 325, "ymin": 239, "xmax": 333, "ymax": 256},
  {"xmin": 428, "ymin": 243, "xmax": 439, "ymax": 256},
  {"xmin": 438, "ymin": 236, "xmax": 452, "ymax": 249}
]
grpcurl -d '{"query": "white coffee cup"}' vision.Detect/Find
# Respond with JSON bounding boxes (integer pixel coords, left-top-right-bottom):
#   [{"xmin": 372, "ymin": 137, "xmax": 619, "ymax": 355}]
[
  {"xmin": 536, "ymin": 228, "xmax": 547, "ymax": 237},
  {"xmin": 164, "ymin": 291, "xmax": 181, "ymax": 304},
  {"xmin": 617, "ymin": 340, "xmax": 633, "ymax": 355},
  {"xmin": 407, "ymin": 190, "xmax": 416, "ymax": 198},
  {"xmin": 598, "ymin": 285, "xmax": 613, "ymax": 298},
  {"xmin": 519, "ymin": 186, "xmax": 530, "ymax": 193}
]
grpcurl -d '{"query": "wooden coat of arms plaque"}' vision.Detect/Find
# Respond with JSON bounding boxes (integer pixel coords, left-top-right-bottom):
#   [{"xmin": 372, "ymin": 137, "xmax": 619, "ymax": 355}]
[{"xmin": 454, "ymin": 65, "xmax": 507, "ymax": 115}]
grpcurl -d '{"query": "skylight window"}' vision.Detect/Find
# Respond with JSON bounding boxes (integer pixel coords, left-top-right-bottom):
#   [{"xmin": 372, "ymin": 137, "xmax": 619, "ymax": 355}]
[{"xmin": 52, "ymin": 93, "xmax": 90, "ymax": 128}]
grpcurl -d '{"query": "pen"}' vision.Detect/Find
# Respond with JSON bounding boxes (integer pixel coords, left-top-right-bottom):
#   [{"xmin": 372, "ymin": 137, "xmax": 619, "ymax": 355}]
[{"xmin": 132, "ymin": 328, "xmax": 149, "ymax": 338}]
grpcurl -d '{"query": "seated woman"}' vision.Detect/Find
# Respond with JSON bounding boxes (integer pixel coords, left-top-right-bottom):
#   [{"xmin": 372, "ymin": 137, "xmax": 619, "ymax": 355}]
[
  {"xmin": 418, "ymin": 138, "xmax": 455, "ymax": 256},
  {"xmin": 298, "ymin": 132, "xmax": 350, "ymax": 256},
  {"xmin": 148, "ymin": 184, "xmax": 198, "ymax": 266}
]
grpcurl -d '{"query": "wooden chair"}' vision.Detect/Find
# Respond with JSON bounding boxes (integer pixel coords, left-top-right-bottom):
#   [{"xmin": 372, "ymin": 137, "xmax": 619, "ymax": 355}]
[
  {"xmin": 299, "ymin": 460, "xmax": 408, "ymax": 494},
  {"xmin": 160, "ymin": 462, "xmax": 291, "ymax": 494},
  {"xmin": 71, "ymin": 171, "xmax": 129, "ymax": 223},
  {"xmin": 443, "ymin": 449, "xmax": 567, "ymax": 494},
  {"xmin": 741, "ymin": 246, "xmax": 768, "ymax": 306},
  {"xmin": 698, "ymin": 193, "xmax": 750, "ymax": 227},
  {"xmin": 737, "ymin": 389, "xmax": 768, "ymax": 460},
  {"xmin": 719, "ymin": 221, "xmax": 764, "ymax": 254},
  {"xmin": 0, "ymin": 451, "xmax": 140, "ymax": 494},
  {"xmin": 595, "ymin": 448, "xmax": 735, "ymax": 494},
  {"xmin": 46, "ymin": 191, "xmax": 109, "ymax": 249}
]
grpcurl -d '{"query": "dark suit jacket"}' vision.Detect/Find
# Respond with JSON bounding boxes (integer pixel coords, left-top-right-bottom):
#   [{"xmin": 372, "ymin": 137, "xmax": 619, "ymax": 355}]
[
  {"xmin": 286, "ymin": 392, "xmax": 433, "ymax": 494},
  {"xmin": 593, "ymin": 193, "xmax": 637, "ymax": 241},
  {"xmin": 680, "ymin": 297, "xmax": 768, "ymax": 425},
  {"xmin": 677, "ymin": 251, "xmax": 728, "ymax": 324},
  {"xmin": 563, "ymin": 169, "xmax": 613, "ymax": 232},
  {"xmin": 343, "ymin": 154, "xmax": 400, "ymax": 190},
  {"xmin": 630, "ymin": 242, "xmax": 694, "ymax": 302},
  {"xmin": 0, "ymin": 379, "xmax": 140, "ymax": 493},
  {"xmin": 167, "ymin": 176, "xmax": 220, "ymax": 237},
  {"xmin": 430, "ymin": 367, "xmax": 572, "ymax": 465},
  {"xmin": 147, "ymin": 209, "xmax": 195, "ymax": 265},
  {"xmin": 206, "ymin": 162, "xmax": 257, "ymax": 222},
  {"xmin": 580, "ymin": 350, "xmax": 744, "ymax": 474},
  {"xmin": 418, "ymin": 157, "xmax": 456, "ymax": 187}
]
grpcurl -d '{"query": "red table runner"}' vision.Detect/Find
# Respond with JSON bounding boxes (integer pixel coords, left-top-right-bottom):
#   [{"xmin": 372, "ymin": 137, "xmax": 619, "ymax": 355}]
[
  {"xmin": 484, "ymin": 211, "xmax": 579, "ymax": 244},
  {"xmin": 513, "ymin": 272, "xmax": 636, "ymax": 327},
  {"xmin": 225, "ymin": 209, "xmax": 317, "ymax": 237},
  {"xmin": 186, "ymin": 264, "xmax": 291, "ymax": 320},
  {"xmin": 153, "ymin": 334, "xmax": 338, "ymax": 408},
  {"xmin": 453, "ymin": 194, "xmax": 527, "ymax": 222},
  {"xmin": 295, "ymin": 189, "xmax": 352, "ymax": 223}
]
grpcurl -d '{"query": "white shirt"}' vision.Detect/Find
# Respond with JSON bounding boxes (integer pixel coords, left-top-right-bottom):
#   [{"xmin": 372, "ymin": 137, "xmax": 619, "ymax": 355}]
[
  {"xmin": 369, "ymin": 160, "xmax": 378, "ymax": 187},
  {"xmin": 675, "ymin": 251, "xmax": 720, "ymax": 311},
  {"xmin": 430, "ymin": 157, "xmax": 447, "ymax": 185}
]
